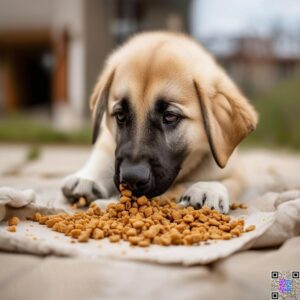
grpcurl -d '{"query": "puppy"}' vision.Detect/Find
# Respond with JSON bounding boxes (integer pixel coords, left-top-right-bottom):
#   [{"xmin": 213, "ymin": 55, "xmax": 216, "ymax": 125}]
[{"xmin": 62, "ymin": 32, "xmax": 257, "ymax": 213}]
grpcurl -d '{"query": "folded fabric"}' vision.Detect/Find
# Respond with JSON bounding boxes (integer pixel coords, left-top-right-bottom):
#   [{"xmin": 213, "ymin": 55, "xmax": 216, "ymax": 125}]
[{"xmin": 0, "ymin": 187, "xmax": 299, "ymax": 265}]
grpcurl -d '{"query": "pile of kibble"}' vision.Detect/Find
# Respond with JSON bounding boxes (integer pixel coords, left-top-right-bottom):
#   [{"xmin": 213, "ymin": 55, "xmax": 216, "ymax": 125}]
[{"xmin": 16, "ymin": 185, "xmax": 255, "ymax": 247}]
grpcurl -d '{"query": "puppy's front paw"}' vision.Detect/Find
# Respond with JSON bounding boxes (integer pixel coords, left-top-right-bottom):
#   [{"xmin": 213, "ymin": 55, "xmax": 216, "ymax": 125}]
[
  {"xmin": 179, "ymin": 182, "xmax": 230, "ymax": 213},
  {"xmin": 62, "ymin": 175, "xmax": 103, "ymax": 204}
]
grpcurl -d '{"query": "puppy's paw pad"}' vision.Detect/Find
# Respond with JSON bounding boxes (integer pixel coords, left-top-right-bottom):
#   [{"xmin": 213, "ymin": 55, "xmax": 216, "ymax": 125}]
[
  {"xmin": 62, "ymin": 175, "xmax": 103, "ymax": 204},
  {"xmin": 179, "ymin": 182, "xmax": 230, "ymax": 214}
]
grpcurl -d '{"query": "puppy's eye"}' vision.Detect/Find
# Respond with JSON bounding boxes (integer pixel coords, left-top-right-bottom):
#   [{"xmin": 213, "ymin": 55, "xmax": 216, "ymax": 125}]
[
  {"xmin": 115, "ymin": 111, "xmax": 127, "ymax": 124},
  {"xmin": 163, "ymin": 112, "xmax": 180, "ymax": 125}
]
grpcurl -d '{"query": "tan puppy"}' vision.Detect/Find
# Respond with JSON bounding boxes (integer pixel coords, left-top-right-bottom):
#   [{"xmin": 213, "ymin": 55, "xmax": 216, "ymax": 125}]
[{"xmin": 62, "ymin": 32, "xmax": 258, "ymax": 213}]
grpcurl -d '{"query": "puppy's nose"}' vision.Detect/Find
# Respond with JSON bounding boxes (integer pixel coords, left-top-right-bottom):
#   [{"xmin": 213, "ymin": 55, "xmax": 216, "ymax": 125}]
[{"xmin": 120, "ymin": 161, "xmax": 151, "ymax": 194}]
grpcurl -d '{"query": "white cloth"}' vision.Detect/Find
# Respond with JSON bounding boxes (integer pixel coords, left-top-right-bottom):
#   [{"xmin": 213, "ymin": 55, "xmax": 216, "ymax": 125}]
[{"xmin": 1, "ymin": 187, "xmax": 299, "ymax": 265}]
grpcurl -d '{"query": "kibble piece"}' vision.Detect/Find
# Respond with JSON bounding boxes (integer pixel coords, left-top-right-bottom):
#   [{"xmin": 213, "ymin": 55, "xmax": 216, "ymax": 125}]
[
  {"xmin": 119, "ymin": 184, "xmax": 126, "ymax": 192},
  {"xmin": 133, "ymin": 220, "xmax": 144, "ymax": 229},
  {"xmin": 93, "ymin": 228, "xmax": 104, "ymax": 239},
  {"xmin": 116, "ymin": 203, "xmax": 125, "ymax": 212},
  {"xmin": 122, "ymin": 190, "xmax": 132, "ymax": 198},
  {"xmin": 144, "ymin": 207, "xmax": 153, "ymax": 217},
  {"xmin": 33, "ymin": 212, "xmax": 42, "ymax": 222},
  {"xmin": 8, "ymin": 217, "xmax": 20, "ymax": 226},
  {"xmin": 120, "ymin": 196, "xmax": 131, "ymax": 203},
  {"xmin": 160, "ymin": 234, "xmax": 171, "ymax": 246},
  {"xmin": 39, "ymin": 216, "xmax": 48, "ymax": 225},
  {"xmin": 209, "ymin": 218, "xmax": 220, "ymax": 226},
  {"xmin": 128, "ymin": 236, "xmax": 143, "ymax": 245},
  {"xmin": 230, "ymin": 228, "xmax": 241, "ymax": 236},
  {"xmin": 223, "ymin": 233, "xmax": 232, "ymax": 240},
  {"xmin": 7, "ymin": 226, "xmax": 16, "ymax": 232},
  {"xmin": 221, "ymin": 215, "xmax": 231, "ymax": 222},
  {"xmin": 230, "ymin": 202, "xmax": 240, "ymax": 210},
  {"xmin": 86, "ymin": 208, "xmax": 94, "ymax": 216},
  {"xmin": 46, "ymin": 217, "xmax": 62, "ymax": 228},
  {"xmin": 137, "ymin": 196, "xmax": 148, "ymax": 206},
  {"xmin": 70, "ymin": 229, "xmax": 82, "ymax": 238},
  {"xmin": 183, "ymin": 214, "xmax": 194, "ymax": 223},
  {"xmin": 219, "ymin": 224, "xmax": 231, "ymax": 232},
  {"xmin": 245, "ymin": 225, "xmax": 256, "ymax": 232},
  {"xmin": 198, "ymin": 213, "xmax": 208, "ymax": 223},
  {"xmin": 138, "ymin": 239, "xmax": 150, "ymax": 247},
  {"xmin": 109, "ymin": 235, "xmax": 121, "ymax": 243},
  {"xmin": 126, "ymin": 228, "xmax": 137, "ymax": 236},
  {"xmin": 78, "ymin": 197, "xmax": 87, "ymax": 207},
  {"xmin": 78, "ymin": 231, "xmax": 90, "ymax": 243},
  {"xmin": 210, "ymin": 233, "xmax": 222, "ymax": 240}
]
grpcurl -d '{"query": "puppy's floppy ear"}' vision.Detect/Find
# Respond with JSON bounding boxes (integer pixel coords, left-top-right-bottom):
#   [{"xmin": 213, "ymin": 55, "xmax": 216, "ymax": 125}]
[
  {"xmin": 90, "ymin": 68, "xmax": 115, "ymax": 144},
  {"xmin": 194, "ymin": 78, "xmax": 258, "ymax": 168}
]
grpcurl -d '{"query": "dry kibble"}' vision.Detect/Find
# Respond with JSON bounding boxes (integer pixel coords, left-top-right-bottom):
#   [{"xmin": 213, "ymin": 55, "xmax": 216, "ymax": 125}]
[
  {"xmin": 7, "ymin": 226, "xmax": 16, "ymax": 232},
  {"xmin": 219, "ymin": 224, "xmax": 231, "ymax": 232},
  {"xmin": 223, "ymin": 233, "xmax": 232, "ymax": 240},
  {"xmin": 116, "ymin": 203, "xmax": 125, "ymax": 211},
  {"xmin": 70, "ymin": 229, "xmax": 82, "ymax": 238},
  {"xmin": 231, "ymin": 228, "xmax": 241, "ymax": 236},
  {"xmin": 46, "ymin": 217, "xmax": 62, "ymax": 227},
  {"xmin": 121, "ymin": 190, "xmax": 132, "ymax": 198},
  {"xmin": 109, "ymin": 235, "xmax": 121, "ymax": 243},
  {"xmin": 209, "ymin": 218, "xmax": 220, "ymax": 226},
  {"xmin": 198, "ymin": 213, "xmax": 208, "ymax": 223},
  {"xmin": 144, "ymin": 207, "xmax": 153, "ymax": 217},
  {"xmin": 78, "ymin": 231, "xmax": 90, "ymax": 243},
  {"xmin": 183, "ymin": 214, "xmax": 194, "ymax": 223},
  {"xmin": 137, "ymin": 196, "xmax": 148, "ymax": 206},
  {"xmin": 230, "ymin": 202, "xmax": 240, "ymax": 210},
  {"xmin": 8, "ymin": 217, "xmax": 20, "ymax": 226},
  {"xmin": 78, "ymin": 197, "xmax": 87, "ymax": 207},
  {"xmin": 93, "ymin": 228, "xmax": 104, "ymax": 239},
  {"xmin": 30, "ymin": 185, "xmax": 255, "ymax": 246},
  {"xmin": 133, "ymin": 220, "xmax": 144, "ymax": 229},
  {"xmin": 39, "ymin": 216, "xmax": 48, "ymax": 225},
  {"xmin": 126, "ymin": 228, "xmax": 137, "ymax": 236},
  {"xmin": 245, "ymin": 225, "xmax": 256, "ymax": 232},
  {"xmin": 138, "ymin": 239, "xmax": 150, "ymax": 247},
  {"xmin": 86, "ymin": 208, "xmax": 94, "ymax": 216}
]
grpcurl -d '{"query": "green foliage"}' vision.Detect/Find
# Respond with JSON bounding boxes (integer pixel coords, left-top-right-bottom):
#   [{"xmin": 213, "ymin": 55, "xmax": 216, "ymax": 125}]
[
  {"xmin": 245, "ymin": 74, "xmax": 300, "ymax": 150},
  {"xmin": 26, "ymin": 145, "xmax": 41, "ymax": 161},
  {"xmin": 0, "ymin": 115, "xmax": 91, "ymax": 144}
]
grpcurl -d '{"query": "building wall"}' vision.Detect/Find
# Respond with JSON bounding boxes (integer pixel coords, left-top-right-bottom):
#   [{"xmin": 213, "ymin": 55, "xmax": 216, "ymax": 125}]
[{"xmin": 0, "ymin": 0, "xmax": 53, "ymax": 29}]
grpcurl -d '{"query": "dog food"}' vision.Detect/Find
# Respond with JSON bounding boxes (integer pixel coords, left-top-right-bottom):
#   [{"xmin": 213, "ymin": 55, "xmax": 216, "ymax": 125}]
[
  {"xmin": 8, "ymin": 216, "xmax": 20, "ymax": 226},
  {"xmin": 6, "ymin": 217, "xmax": 20, "ymax": 232},
  {"xmin": 29, "ymin": 185, "xmax": 255, "ymax": 247},
  {"xmin": 6, "ymin": 225, "xmax": 17, "ymax": 232},
  {"xmin": 230, "ymin": 202, "xmax": 248, "ymax": 210}
]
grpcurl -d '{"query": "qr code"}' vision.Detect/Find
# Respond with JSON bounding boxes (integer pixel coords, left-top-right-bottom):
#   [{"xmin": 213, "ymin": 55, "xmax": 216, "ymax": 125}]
[{"xmin": 271, "ymin": 271, "xmax": 300, "ymax": 299}]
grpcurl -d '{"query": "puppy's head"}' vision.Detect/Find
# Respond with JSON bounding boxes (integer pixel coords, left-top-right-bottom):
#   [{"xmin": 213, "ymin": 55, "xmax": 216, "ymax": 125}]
[{"xmin": 90, "ymin": 32, "xmax": 258, "ymax": 198}]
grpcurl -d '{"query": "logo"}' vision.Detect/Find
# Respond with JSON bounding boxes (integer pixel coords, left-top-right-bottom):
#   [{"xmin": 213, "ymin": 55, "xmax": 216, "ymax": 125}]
[{"xmin": 271, "ymin": 271, "xmax": 300, "ymax": 299}]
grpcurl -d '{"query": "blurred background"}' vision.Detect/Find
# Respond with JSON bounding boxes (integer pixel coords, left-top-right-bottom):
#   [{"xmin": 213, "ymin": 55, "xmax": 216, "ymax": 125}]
[{"xmin": 0, "ymin": 0, "xmax": 299, "ymax": 149}]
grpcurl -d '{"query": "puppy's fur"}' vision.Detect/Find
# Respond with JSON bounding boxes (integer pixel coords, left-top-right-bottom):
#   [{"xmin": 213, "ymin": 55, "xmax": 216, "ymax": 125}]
[{"xmin": 62, "ymin": 32, "xmax": 257, "ymax": 213}]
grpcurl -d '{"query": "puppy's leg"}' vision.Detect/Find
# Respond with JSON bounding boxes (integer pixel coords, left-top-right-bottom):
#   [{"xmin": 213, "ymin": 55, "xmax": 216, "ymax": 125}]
[{"xmin": 62, "ymin": 128, "xmax": 117, "ymax": 203}]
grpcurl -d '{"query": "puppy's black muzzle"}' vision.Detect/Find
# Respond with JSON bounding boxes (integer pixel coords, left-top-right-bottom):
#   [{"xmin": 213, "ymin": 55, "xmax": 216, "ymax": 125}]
[{"xmin": 120, "ymin": 160, "xmax": 151, "ymax": 196}]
